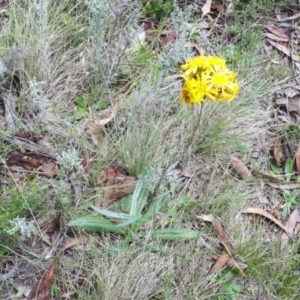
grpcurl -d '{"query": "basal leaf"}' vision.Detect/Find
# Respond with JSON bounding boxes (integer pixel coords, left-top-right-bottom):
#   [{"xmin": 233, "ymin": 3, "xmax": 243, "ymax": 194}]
[{"xmin": 68, "ymin": 216, "xmax": 125, "ymax": 234}]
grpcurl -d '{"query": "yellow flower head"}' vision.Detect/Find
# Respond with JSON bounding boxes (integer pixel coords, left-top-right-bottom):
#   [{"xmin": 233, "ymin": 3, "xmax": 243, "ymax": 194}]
[{"xmin": 179, "ymin": 55, "xmax": 239, "ymax": 105}]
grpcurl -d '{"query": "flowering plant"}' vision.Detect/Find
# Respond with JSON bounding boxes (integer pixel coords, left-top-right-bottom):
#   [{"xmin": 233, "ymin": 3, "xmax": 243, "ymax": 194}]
[{"xmin": 179, "ymin": 55, "xmax": 239, "ymax": 105}]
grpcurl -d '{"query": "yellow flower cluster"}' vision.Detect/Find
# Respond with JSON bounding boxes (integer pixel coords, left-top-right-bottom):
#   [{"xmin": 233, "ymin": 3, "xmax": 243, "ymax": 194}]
[{"xmin": 179, "ymin": 55, "xmax": 239, "ymax": 105}]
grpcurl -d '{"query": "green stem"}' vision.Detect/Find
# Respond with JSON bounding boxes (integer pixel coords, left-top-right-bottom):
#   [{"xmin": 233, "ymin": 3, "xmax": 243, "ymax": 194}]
[{"xmin": 186, "ymin": 103, "xmax": 204, "ymax": 153}]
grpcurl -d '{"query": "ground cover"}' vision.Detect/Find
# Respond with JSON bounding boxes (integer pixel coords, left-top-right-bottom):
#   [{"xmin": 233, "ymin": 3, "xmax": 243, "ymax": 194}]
[{"xmin": 1, "ymin": 0, "xmax": 300, "ymax": 299}]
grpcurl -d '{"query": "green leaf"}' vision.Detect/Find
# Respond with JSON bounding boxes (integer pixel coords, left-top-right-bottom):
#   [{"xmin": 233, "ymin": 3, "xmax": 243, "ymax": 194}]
[
  {"xmin": 89, "ymin": 205, "xmax": 131, "ymax": 220},
  {"xmin": 130, "ymin": 171, "xmax": 149, "ymax": 216},
  {"xmin": 74, "ymin": 97, "xmax": 88, "ymax": 109},
  {"xmin": 93, "ymin": 101, "xmax": 109, "ymax": 110},
  {"xmin": 68, "ymin": 216, "xmax": 125, "ymax": 234},
  {"xmin": 117, "ymin": 195, "xmax": 133, "ymax": 213},
  {"xmin": 282, "ymin": 204, "xmax": 290, "ymax": 218},
  {"xmin": 137, "ymin": 228, "xmax": 200, "ymax": 241},
  {"xmin": 74, "ymin": 107, "xmax": 86, "ymax": 120},
  {"xmin": 285, "ymin": 158, "xmax": 294, "ymax": 182},
  {"xmin": 115, "ymin": 215, "xmax": 143, "ymax": 228},
  {"xmin": 134, "ymin": 192, "xmax": 171, "ymax": 230},
  {"xmin": 270, "ymin": 164, "xmax": 280, "ymax": 176}
]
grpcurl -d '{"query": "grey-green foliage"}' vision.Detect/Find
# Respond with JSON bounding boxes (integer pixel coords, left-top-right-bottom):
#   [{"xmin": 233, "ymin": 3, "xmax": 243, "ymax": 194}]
[
  {"xmin": 85, "ymin": 0, "xmax": 140, "ymax": 77},
  {"xmin": 29, "ymin": 78, "xmax": 54, "ymax": 122},
  {"xmin": 157, "ymin": 6, "xmax": 195, "ymax": 73},
  {"xmin": 57, "ymin": 149, "xmax": 84, "ymax": 173},
  {"xmin": 30, "ymin": 0, "xmax": 51, "ymax": 77},
  {"xmin": 5, "ymin": 217, "xmax": 37, "ymax": 237}
]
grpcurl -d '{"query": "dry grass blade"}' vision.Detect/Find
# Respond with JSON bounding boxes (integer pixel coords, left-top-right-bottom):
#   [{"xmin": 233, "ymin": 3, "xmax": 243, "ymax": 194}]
[{"xmin": 242, "ymin": 207, "xmax": 292, "ymax": 236}]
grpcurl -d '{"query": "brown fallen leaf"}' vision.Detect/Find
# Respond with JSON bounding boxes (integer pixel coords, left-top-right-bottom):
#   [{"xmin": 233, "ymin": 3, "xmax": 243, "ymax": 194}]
[
  {"xmin": 296, "ymin": 147, "xmax": 300, "ymax": 176},
  {"xmin": 201, "ymin": 0, "xmax": 212, "ymax": 17},
  {"xmin": 295, "ymin": 223, "xmax": 300, "ymax": 234},
  {"xmin": 82, "ymin": 152, "xmax": 91, "ymax": 174},
  {"xmin": 265, "ymin": 25, "xmax": 292, "ymax": 38},
  {"xmin": 160, "ymin": 31, "xmax": 176, "ymax": 50},
  {"xmin": 230, "ymin": 157, "xmax": 252, "ymax": 178},
  {"xmin": 97, "ymin": 167, "xmax": 123, "ymax": 206},
  {"xmin": 278, "ymin": 12, "xmax": 300, "ymax": 22},
  {"xmin": 182, "ymin": 167, "xmax": 194, "ymax": 178},
  {"xmin": 40, "ymin": 162, "xmax": 57, "ymax": 177},
  {"xmin": 274, "ymin": 137, "xmax": 283, "ymax": 165},
  {"xmin": 86, "ymin": 121, "xmax": 104, "ymax": 145},
  {"xmin": 213, "ymin": 216, "xmax": 233, "ymax": 255},
  {"xmin": 263, "ymin": 32, "xmax": 289, "ymax": 42},
  {"xmin": 284, "ymin": 86, "xmax": 299, "ymax": 98},
  {"xmin": 29, "ymin": 259, "xmax": 58, "ymax": 300},
  {"xmin": 267, "ymin": 39, "xmax": 300, "ymax": 62},
  {"xmin": 209, "ymin": 252, "xmax": 247, "ymax": 277},
  {"xmin": 242, "ymin": 207, "xmax": 292, "ymax": 236},
  {"xmin": 68, "ymin": 170, "xmax": 82, "ymax": 203},
  {"xmin": 15, "ymin": 131, "xmax": 43, "ymax": 142},
  {"xmin": 109, "ymin": 176, "xmax": 137, "ymax": 201},
  {"xmin": 267, "ymin": 182, "xmax": 300, "ymax": 190},
  {"xmin": 211, "ymin": 4, "xmax": 225, "ymax": 14},
  {"xmin": 200, "ymin": 214, "xmax": 247, "ymax": 277},
  {"xmin": 61, "ymin": 237, "xmax": 88, "ymax": 252},
  {"xmin": 6, "ymin": 135, "xmax": 59, "ymax": 160},
  {"xmin": 97, "ymin": 167, "xmax": 136, "ymax": 202},
  {"xmin": 251, "ymin": 170, "xmax": 282, "ymax": 183},
  {"xmin": 208, "ymin": 251, "xmax": 230, "ymax": 275},
  {"xmin": 281, "ymin": 208, "xmax": 300, "ymax": 253},
  {"xmin": 97, "ymin": 167, "xmax": 123, "ymax": 186},
  {"xmin": 94, "ymin": 108, "xmax": 115, "ymax": 126},
  {"xmin": 6, "ymin": 153, "xmax": 56, "ymax": 176}
]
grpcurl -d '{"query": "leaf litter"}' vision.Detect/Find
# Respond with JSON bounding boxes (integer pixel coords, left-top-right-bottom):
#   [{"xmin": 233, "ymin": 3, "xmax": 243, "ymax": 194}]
[
  {"xmin": 199, "ymin": 214, "xmax": 247, "ymax": 277},
  {"xmin": 96, "ymin": 167, "xmax": 137, "ymax": 205}
]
